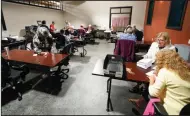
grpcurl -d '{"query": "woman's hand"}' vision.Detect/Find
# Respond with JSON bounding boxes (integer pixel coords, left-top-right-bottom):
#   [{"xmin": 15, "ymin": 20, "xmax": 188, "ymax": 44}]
[{"xmin": 147, "ymin": 74, "xmax": 156, "ymax": 85}]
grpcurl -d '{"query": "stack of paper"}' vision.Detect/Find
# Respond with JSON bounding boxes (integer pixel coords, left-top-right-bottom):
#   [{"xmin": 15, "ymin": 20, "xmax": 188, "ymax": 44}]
[{"xmin": 137, "ymin": 59, "xmax": 152, "ymax": 69}]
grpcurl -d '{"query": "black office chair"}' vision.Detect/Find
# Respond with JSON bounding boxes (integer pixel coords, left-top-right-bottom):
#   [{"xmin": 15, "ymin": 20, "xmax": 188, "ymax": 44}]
[
  {"xmin": 180, "ymin": 103, "xmax": 190, "ymax": 115},
  {"xmin": 50, "ymin": 43, "xmax": 72, "ymax": 81},
  {"xmin": 1, "ymin": 57, "xmax": 29, "ymax": 101},
  {"xmin": 175, "ymin": 47, "xmax": 178, "ymax": 53}
]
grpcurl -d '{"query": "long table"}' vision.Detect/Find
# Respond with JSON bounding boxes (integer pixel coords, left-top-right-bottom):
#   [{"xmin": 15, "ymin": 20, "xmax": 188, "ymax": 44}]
[
  {"xmin": 92, "ymin": 59, "xmax": 150, "ymax": 83},
  {"xmin": 2, "ymin": 49, "xmax": 69, "ymax": 91},
  {"xmin": 92, "ymin": 59, "xmax": 152, "ymax": 111},
  {"xmin": 2, "ymin": 49, "xmax": 69, "ymax": 72}
]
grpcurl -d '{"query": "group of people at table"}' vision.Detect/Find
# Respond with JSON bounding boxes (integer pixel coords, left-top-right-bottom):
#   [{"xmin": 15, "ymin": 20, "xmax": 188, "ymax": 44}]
[
  {"xmin": 26, "ymin": 20, "xmax": 190, "ymax": 115},
  {"xmin": 124, "ymin": 31, "xmax": 190, "ymax": 115},
  {"xmin": 31, "ymin": 20, "xmax": 93, "ymax": 53}
]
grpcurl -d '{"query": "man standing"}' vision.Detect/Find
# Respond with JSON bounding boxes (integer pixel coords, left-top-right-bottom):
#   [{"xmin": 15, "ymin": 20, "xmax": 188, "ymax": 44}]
[{"xmin": 50, "ymin": 21, "xmax": 56, "ymax": 33}]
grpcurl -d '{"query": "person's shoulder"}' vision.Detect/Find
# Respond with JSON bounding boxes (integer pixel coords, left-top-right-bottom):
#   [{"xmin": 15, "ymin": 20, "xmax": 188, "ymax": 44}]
[
  {"xmin": 169, "ymin": 44, "xmax": 176, "ymax": 50},
  {"xmin": 159, "ymin": 68, "xmax": 176, "ymax": 77}
]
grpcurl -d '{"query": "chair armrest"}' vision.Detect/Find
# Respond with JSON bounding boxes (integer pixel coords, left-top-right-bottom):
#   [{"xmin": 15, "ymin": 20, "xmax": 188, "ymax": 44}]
[{"xmin": 153, "ymin": 102, "xmax": 168, "ymax": 115}]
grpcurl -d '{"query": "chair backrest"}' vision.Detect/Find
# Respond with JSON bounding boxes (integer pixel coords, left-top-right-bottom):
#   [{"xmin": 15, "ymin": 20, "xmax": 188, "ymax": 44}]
[
  {"xmin": 114, "ymin": 39, "xmax": 136, "ymax": 62},
  {"xmin": 180, "ymin": 103, "xmax": 190, "ymax": 115},
  {"xmin": 174, "ymin": 44, "xmax": 190, "ymax": 62}
]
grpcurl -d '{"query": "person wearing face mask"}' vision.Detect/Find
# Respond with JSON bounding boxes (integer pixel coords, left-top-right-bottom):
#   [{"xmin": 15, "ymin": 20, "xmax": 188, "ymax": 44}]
[{"xmin": 129, "ymin": 32, "xmax": 176, "ymax": 93}]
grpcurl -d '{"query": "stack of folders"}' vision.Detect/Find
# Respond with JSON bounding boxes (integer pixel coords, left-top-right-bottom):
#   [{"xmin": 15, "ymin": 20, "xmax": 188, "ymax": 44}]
[{"xmin": 137, "ymin": 59, "xmax": 153, "ymax": 69}]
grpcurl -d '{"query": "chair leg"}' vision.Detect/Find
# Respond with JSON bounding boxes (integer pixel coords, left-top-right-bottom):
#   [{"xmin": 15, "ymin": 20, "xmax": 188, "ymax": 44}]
[
  {"xmin": 61, "ymin": 69, "xmax": 69, "ymax": 73},
  {"xmin": 59, "ymin": 72, "xmax": 69, "ymax": 80},
  {"xmin": 12, "ymin": 84, "xmax": 22, "ymax": 101}
]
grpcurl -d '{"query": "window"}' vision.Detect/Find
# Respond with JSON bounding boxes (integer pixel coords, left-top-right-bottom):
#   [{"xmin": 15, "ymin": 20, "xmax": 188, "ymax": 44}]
[
  {"xmin": 166, "ymin": 0, "xmax": 188, "ymax": 30},
  {"xmin": 146, "ymin": 0, "xmax": 155, "ymax": 25},
  {"xmin": 2, "ymin": 0, "xmax": 62, "ymax": 10},
  {"xmin": 109, "ymin": 6, "xmax": 132, "ymax": 32}
]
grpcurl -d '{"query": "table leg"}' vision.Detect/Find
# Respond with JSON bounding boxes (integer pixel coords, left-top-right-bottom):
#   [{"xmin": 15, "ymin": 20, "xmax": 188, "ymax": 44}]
[
  {"xmin": 107, "ymin": 78, "xmax": 110, "ymax": 93},
  {"xmin": 107, "ymin": 77, "xmax": 114, "ymax": 112}
]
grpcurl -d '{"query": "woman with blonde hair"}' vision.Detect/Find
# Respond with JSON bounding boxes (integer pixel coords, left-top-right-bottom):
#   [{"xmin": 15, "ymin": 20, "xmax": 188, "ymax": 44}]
[
  {"xmin": 148, "ymin": 50, "xmax": 190, "ymax": 115},
  {"xmin": 129, "ymin": 32, "xmax": 176, "ymax": 93}
]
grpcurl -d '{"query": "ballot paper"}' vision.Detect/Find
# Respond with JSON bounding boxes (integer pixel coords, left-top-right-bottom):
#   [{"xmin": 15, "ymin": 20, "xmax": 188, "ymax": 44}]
[
  {"xmin": 137, "ymin": 59, "xmax": 152, "ymax": 69},
  {"xmin": 146, "ymin": 70, "xmax": 155, "ymax": 76},
  {"xmin": 33, "ymin": 54, "xmax": 37, "ymax": 56}
]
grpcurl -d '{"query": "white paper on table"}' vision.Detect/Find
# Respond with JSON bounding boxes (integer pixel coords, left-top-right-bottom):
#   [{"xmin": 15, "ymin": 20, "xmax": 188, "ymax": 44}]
[
  {"xmin": 146, "ymin": 70, "xmax": 155, "ymax": 76},
  {"xmin": 33, "ymin": 54, "xmax": 37, "ymax": 56}
]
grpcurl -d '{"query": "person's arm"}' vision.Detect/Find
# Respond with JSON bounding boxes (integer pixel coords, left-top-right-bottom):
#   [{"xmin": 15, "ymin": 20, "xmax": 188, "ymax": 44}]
[
  {"xmin": 148, "ymin": 68, "xmax": 167, "ymax": 97},
  {"xmin": 33, "ymin": 34, "xmax": 40, "ymax": 52}
]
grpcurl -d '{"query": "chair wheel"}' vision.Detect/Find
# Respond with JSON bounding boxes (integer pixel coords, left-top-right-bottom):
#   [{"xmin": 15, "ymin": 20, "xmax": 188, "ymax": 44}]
[{"xmin": 18, "ymin": 96, "xmax": 22, "ymax": 101}]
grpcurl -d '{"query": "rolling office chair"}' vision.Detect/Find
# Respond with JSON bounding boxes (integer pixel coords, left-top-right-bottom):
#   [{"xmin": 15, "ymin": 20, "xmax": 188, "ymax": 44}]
[
  {"xmin": 132, "ymin": 95, "xmax": 190, "ymax": 115},
  {"xmin": 1, "ymin": 57, "xmax": 29, "ymax": 101},
  {"xmin": 50, "ymin": 43, "xmax": 72, "ymax": 81}
]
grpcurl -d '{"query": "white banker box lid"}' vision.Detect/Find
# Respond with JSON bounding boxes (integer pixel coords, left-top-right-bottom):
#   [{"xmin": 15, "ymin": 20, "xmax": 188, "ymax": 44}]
[{"xmin": 137, "ymin": 59, "xmax": 152, "ymax": 69}]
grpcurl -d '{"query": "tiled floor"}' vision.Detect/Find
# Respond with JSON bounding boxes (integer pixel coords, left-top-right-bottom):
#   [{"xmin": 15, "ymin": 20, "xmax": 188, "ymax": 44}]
[{"xmin": 2, "ymin": 39, "xmax": 140, "ymax": 115}]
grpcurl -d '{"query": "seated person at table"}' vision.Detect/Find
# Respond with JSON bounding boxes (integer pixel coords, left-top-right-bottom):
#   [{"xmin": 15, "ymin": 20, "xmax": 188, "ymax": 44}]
[
  {"xmin": 86, "ymin": 24, "xmax": 93, "ymax": 33},
  {"xmin": 119, "ymin": 27, "xmax": 136, "ymax": 42},
  {"xmin": 33, "ymin": 25, "xmax": 53, "ymax": 52},
  {"xmin": 148, "ymin": 50, "xmax": 190, "ymax": 115},
  {"xmin": 78, "ymin": 24, "xmax": 86, "ymax": 37},
  {"xmin": 55, "ymin": 29, "xmax": 66, "ymax": 50},
  {"xmin": 40, "ymin": 20, "xmax": 50, "ymax": 32},
  {"xmin": 124, "ymin": 25, "xmax": 132, "ymax": 33},
  {"xmin": 129, "ymin": 32, "xmax": 176, "ymax": 93},
  {"xmin": 69, "ymin": 26, "xmax": 78, "ymax": 37},
  {"xmin": 65, "ymin": 27, "xmax": 70, "ymax": 36},
  {"xmin": 132, "ymin": 25, "xmax": 143, "ymax": 41}
]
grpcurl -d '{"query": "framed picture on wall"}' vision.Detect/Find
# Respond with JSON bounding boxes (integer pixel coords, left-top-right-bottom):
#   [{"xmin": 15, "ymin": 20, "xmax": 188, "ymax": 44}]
[{"xmin": 166, "ymin": 0, "xmax": 188, "ymax": 30}]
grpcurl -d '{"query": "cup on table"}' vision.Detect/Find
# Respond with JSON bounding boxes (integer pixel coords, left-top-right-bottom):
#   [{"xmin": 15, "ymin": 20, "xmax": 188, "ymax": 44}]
[
  {"xmin": 4, "ymin": 46, "xmax": 9, "ymax": 52},
  {"xmin": 4, "ymin": 47, "xmax": 10, "ymax": 57}
]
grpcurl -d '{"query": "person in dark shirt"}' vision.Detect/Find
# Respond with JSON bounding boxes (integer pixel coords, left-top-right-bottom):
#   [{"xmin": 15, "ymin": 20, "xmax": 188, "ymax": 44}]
[
  {"xmin": 132, "ymin": 25, "xmax": 143, "ymax": 41},
  {"xmin": 56, "ymin": 29, "xmax": 66, "ymax": 49}
]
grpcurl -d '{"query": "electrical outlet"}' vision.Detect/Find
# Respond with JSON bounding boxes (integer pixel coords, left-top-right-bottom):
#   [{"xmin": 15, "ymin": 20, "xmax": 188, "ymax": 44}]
[{"xmin": 188, "ymin": 39, "xmax": 190, "ymax": 44}]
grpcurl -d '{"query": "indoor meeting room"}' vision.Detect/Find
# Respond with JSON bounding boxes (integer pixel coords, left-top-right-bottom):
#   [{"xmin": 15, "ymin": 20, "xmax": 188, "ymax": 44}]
[{"xmin": 1, "ymin": 0, "xmax": 190, "ymax": 115}]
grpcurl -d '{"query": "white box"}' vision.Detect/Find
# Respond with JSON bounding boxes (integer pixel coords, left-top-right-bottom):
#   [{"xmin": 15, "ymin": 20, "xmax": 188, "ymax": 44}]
[{"xmin": 137, "ymin": 59, "xmax": 152, "ymax": 69}]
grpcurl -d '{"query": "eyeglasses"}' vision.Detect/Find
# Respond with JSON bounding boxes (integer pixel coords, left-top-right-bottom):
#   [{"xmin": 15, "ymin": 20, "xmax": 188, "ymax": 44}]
[{"xmin": 157, "ymin": 39, "xmax": 165, "ymax": 42}]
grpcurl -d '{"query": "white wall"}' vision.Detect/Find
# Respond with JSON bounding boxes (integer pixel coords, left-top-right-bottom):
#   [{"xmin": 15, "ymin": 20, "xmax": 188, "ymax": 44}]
[
  {"xmin": 2, "ymin": 1, "xmax": 147, "ymax": 35},
  {"xmin": 2, "ymin": 2, "xmax": 65, "ymax": 35},
  {"xmin": 62, "ymin": 1, "xmax": 147, "ymax": 30}
]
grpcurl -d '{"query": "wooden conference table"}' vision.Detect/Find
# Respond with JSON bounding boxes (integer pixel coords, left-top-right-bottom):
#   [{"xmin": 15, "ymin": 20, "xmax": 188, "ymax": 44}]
[
  {"xmin": 2, "ymin": 49, "xmax": 69, "ymax": 90},
  {"xmin": 92, "ymin": 59, "xmax": 152, "ymax": 111},
  {"xmin": 2, "ymin": 49, "xmax": 69, "ymax": 72},
  {"xmin": 92, "ymin": 59, "xmax": 151, "ymax": 83}
]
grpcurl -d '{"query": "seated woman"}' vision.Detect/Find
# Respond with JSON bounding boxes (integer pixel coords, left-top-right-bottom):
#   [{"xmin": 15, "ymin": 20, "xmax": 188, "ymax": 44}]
[{"xmin": 148, "ymin": 50, "xmax": 190, "ymax": 115}]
